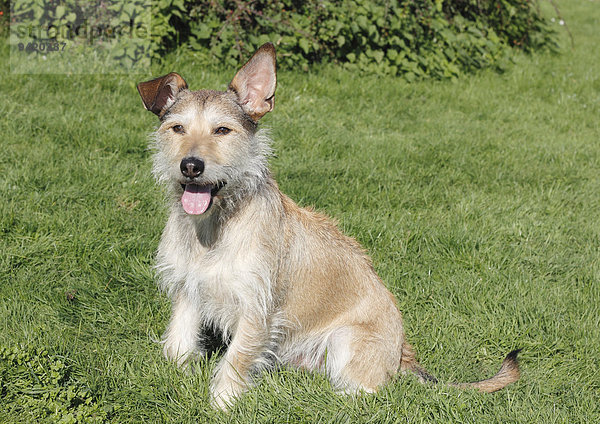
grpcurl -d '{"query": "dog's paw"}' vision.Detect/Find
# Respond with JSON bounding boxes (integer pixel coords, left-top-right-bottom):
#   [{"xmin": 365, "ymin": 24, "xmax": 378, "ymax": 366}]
[
  {"xmin": 210, "ymin": 390, "xmax": 235, "ymax": 411},
  {"xmin": 210, "ymin": 378, "xmax": 245, "ymax": 410},
  {"xmin": 163, "ymin": 342, "xmax": 189, "ymax": 367},
  {"xmin": 162, "ymin": 339, "xmax": 205, "ymax": 369}
]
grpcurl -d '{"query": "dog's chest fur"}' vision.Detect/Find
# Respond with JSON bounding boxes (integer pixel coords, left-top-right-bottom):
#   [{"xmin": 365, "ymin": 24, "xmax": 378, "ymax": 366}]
[{"xmin": 156, "ymin": 202, "xmax": 277, "ymax": 336}]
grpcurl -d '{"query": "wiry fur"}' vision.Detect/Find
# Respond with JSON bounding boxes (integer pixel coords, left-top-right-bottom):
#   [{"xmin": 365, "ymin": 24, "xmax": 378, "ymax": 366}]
[{"xmin": 137, "ymin": 43, "xmax": 520, "ymax": 409}]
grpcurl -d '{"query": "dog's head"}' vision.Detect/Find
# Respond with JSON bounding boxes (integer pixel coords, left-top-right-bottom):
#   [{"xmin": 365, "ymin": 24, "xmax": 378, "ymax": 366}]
[{"xmin": 137, "ymin": 43, "xmax": 276, "ymax": 216}]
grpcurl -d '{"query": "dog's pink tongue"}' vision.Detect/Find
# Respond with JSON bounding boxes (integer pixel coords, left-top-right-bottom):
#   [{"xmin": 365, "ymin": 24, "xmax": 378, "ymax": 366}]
[{"xmin": 181, "ymin": 185, "xmax": 212, "ymax": 215}]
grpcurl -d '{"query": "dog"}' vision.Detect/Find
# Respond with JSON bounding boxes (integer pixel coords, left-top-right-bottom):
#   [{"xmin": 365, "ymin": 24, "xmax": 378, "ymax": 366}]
[{"xmin": 137, "ymin": 43, "xmax": 520, "ymax": 409}]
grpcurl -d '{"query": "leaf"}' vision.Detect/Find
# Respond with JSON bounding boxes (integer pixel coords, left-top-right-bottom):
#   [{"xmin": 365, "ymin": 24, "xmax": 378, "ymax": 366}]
[
  {"xmin": 124, "ymin": 3, "xmax": 136, "ymax": 18},
  {"xmin": 55, "ymin": 5, "xmax": 65, "ymax": 20},
  {"xmin": 373, "ymin": 50, "xmax": 384, "ymax": 63},
  {"xmin": 356, "ymin": 15, "xmax": 368, "ymax": 30},
  {"xmin": 298, "ymin": 38, "xmax": 310, "ymax": 54},
  {"xmin": 193, "ymin": 23, "xmax": 212, "ymax": 40}
]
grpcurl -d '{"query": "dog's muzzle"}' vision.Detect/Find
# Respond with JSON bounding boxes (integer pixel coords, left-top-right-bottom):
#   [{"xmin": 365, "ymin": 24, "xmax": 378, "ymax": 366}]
[{"xmin": 178, "ymin": 157, "xmax": 226, "ymax": 215}]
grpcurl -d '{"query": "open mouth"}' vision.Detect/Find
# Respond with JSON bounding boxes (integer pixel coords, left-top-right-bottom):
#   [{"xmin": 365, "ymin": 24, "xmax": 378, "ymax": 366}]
[{"xmin": 180, "ymin": 182, "xmax": 226, "ymax": 215}]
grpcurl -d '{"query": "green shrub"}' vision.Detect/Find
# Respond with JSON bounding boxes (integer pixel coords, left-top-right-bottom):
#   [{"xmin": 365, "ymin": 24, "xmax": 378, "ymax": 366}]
[
  {"xmin": 7, "ymin": 0, "xmax": 558, "ymax": 78},
  {"xmin": 9, "ymin": 0, "xmax": 152, "ymax": 72},
  {"xmin": 0, "ymin": 345, "xmax": 110, "ymax": 423},
  {"xmin": 172, "ymin": 0, "xmax": 558, "ymax": 79}
]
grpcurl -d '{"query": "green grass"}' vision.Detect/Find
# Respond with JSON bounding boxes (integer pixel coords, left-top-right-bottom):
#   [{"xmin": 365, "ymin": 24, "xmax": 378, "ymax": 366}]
[{"xmin": 1, "ymin": 1, "xmax": 599, "ymax": 422}]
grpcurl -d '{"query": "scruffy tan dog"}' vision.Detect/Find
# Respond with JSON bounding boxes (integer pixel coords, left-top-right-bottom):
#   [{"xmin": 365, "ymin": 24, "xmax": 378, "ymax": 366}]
[{"xmin": 137, "ymin": 43, "xmax": 520, "ymax": 409}]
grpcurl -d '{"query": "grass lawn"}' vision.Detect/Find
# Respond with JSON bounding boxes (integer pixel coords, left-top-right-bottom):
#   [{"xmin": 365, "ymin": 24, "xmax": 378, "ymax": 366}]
[{"xmin": 1, "ymin": 0, "xmax": 598, "ymax": 422}]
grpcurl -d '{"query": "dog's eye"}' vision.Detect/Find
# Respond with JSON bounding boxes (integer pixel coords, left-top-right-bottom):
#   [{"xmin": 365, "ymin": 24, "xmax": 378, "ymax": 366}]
[
  {"xmin": 172, "ymin": 125, "xmax": 185, "ymax": 134},
  {"xmin": 214, "ymin": 127, "xmax": 231, "ymax": 136}
]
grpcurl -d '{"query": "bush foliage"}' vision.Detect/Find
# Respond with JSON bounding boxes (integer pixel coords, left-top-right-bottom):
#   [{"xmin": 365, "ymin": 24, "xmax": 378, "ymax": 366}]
[
  {"xmin": 165, "ymin": 0, "xmax": 558, "ymax": 79},
  {"xmin": 7, "ymin": 0, "xmax": 558, "ymax": 78},
  {"xmin": 0, "ymin": 345, "xmax": 109, "ymax": 423}
]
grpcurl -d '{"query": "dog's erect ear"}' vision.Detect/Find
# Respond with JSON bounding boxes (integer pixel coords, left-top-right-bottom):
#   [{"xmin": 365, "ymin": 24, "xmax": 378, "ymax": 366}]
[
  {"xmin": 229, "ymin": 43, "xmax": 277, "ymax": 121},
  {"xmin": 137, "ymin": 72, "xmax": 188, "ymax": 117}
]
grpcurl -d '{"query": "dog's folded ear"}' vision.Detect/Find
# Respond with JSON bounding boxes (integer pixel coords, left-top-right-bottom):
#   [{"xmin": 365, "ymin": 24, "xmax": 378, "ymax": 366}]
[
  {"xmin": 229, "ymin": 42, "xmax": 277, "ymax": 121},
  {"xmin": 137, "ymin": 72, "xmax": 188, "ymax": 117}
]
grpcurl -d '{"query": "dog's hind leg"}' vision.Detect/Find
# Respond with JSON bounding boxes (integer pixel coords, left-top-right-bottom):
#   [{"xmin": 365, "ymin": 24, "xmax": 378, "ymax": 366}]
[{"xmin": 325, "ymin": 323, "xmax": 403, "ymax": 394}]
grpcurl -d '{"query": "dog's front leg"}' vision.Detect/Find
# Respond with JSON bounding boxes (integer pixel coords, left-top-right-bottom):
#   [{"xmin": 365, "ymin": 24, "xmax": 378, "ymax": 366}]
[
  {"xmin": 211, "ymin": 314, "xmax": 269, "ymax": 409},
  {"xmin": 162, "ymin": 290, "xmax": 204, "ymax": 367}
]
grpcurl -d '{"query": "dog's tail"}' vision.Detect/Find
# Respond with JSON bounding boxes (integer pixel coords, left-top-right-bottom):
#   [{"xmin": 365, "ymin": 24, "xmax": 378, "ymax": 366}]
[{"xmin": 400, "ymin": 344, "xmax": 521, "ymax": 393}]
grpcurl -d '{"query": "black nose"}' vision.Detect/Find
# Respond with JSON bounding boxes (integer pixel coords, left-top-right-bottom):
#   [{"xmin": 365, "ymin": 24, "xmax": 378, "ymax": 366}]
[{"xmin": 180, "ymin": 157, "xmax": 205, "ymax": 178}]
